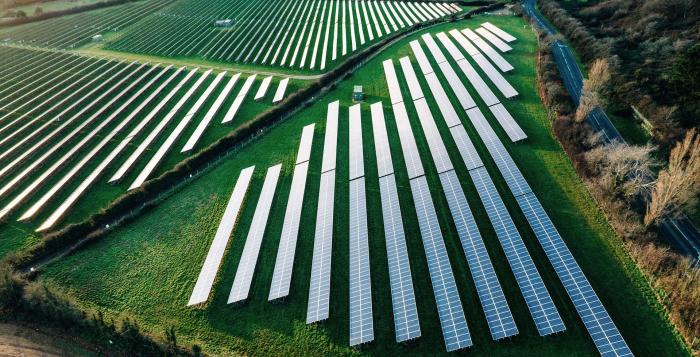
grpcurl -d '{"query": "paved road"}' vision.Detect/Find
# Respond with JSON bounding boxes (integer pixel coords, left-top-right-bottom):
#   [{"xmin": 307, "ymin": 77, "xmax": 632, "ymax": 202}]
[{"xmin": 523, "ymin": 0, "xmax": 700, "ymax": 260}]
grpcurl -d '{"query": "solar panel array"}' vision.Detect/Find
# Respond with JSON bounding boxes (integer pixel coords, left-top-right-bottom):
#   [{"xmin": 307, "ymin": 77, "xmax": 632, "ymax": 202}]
[
  {"xmin": 426, "ymin": 32, "xmax": 524, "ymax": 142},
  {"xmin": 482, "ymin": 22, "xmax": 517, "ymax": 43},
  {"xmin": 37, "ymin": 66, "xmax": 187, "ymax": 231},
  {"xmin": 307, "ymin": 101, "xmax": 339, "ymax": 323},
  {"xmin": 182, "ymin": 73, "xmax": 241, "ymax": 152},
  {"xmin": 223, "ymin": 74, "xmax": 257, "ymax": 123},
  {"xmin": 410, "ymin": 37, "xmax": 565, "ymax": 334},
  {"xmin": 398, "ymin": 57, "xmax": 518, "ymax": 341},
  {"xmin": 451, "ymin": 29, "xmax": 513, "ymax": 73},
  {"xmin": 188, "ymin": 166, "xmax": 255, "ymax": 306},
  {"xmin": 347, "ymin": 103, "xmax": 374, "ymax": 346},
  {"xmin": 461, "ymin": 28, "xmax": 513, "ymax": 72},
  {"xmin": 475, "ymin": 27, "xmax": 512, "ymax": 52},
  {"xmin": 228, "ymin": 164, "xmax": 282, "ymax": 304},
  {"xmin": 465, "ymin": 104, "xmax": 632, "ymax": 355},
  {"xmin": 129, "ymin": 70, "xmax": 227, "ymax": 190},
  {"xmin": 370, "ymin": 102, "xmax": 421, "ymax": 343},
  {"xmin": 383, "ymin": 58, "xmax": 472, "ymax": 352},
  {"xmin": 412, "ymin": 28, "xmax": 631, "ymax": 353},
  {"xmin": 109, "ymin": 69, "xmax": 208, "ymax": 184},
  {"xmin": 269, "ymin": 124, "xmax": 315, "ymax": 301}
]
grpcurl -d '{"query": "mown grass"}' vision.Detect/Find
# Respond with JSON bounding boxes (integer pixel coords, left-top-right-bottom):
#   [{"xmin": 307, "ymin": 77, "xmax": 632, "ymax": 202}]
[{"xmin": 37, "ymin": 15, "xmax": 686, "ymax": 356}]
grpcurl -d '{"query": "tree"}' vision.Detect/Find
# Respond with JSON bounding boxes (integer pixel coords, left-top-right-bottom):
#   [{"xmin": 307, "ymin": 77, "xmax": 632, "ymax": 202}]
[
  {"xmin": 645, "ymin": 128, "xmax": 700, "ymax": 225},
  {"xmin": 585, "ymin": 140, "xmax": 657, "ymax": 197},
  {"xmin": 576, "ymin": 58, "xmax": 612, "ymax": 122},
  {"xmin": 33, "ymin": 6, "xmax": 42, "ymax": 16},
  {"xmin": 15, "ymin": 9, "xmax": 26, "ymax": 18}
]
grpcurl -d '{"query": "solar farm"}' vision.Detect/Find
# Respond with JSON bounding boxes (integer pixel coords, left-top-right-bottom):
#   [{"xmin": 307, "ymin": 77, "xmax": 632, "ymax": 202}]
[{"xmin": 0, "ymin": 1, "xmax": 688, "ymax": 356}]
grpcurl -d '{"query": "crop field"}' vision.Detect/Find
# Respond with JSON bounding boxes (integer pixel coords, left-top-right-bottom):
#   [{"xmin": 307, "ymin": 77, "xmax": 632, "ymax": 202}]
[
  {"xmin": 0, "ymin": 45, "xmax": 303, "ymax": 257},
  {"xmin": 0, "ymin": 0, "xmax": 175, "ymax": 48},
  {"xmin": 106, "ymin": 0, "xmax": 463, "ymax": 70},
  {"xmin": 36, "ymin": 15, "xmax": 685, "ymax": 356}
]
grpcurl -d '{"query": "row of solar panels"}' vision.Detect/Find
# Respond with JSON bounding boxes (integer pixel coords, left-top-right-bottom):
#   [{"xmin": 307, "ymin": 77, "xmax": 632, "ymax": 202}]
[
  {"xmin": 184, "ymin": 22, "xmax": 630, "ymax": 355},
  {"xmin": 0, "ymin": 50, "xmax": 291, "ymax": 231},
  {"xmin": 383, "ymin": 24, "xmax": 632, "ymax": 356}
]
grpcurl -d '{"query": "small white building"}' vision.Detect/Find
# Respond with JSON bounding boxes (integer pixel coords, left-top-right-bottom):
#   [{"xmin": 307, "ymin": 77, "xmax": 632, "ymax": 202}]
[{"xmin": 214, "ymin": 19, "xmax": 233, "ymax": 28}]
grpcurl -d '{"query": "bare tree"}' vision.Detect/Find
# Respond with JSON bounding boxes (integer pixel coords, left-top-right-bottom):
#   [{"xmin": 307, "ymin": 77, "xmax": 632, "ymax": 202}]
[
  {"xmin": 585, "ymin": 141, "xmax": 657, "ymax": 197},
  {"xmin": 645, "ymin": 128, "xmax": 700, "ymax": 225},
  {"xmin": 575, "ymin": 58, "xmax": 612, "ymax": 122}
]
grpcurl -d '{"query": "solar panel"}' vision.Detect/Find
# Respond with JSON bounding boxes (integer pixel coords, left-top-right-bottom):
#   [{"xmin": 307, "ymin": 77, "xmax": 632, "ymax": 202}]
[
  {"xmin": 254, "ymin": 75, "xmax": 273, "ymax": 101},
  {"xmin": 469, "ymin": 166, "xmax": 565, "ymax": 336},
  {"xmin": 348, "ymin": 103, "xmax": 365, "ymax": 180},
  {"xmin": 399, "ymin": 56, "xmax": 424, "ymax": 101},
  {"xmin": 420, "ymin": 73, "xmax": 460, "ymax": 128},
  {"xmin": 222, "ymin": 74, "xmax": 257, "ymax": 123},
  {"xmin": 307, "ymin": 102, "xmax": 339, "ymax": 323},
  {"xmin": 398, "ymin": 2, "xmax": 418, "ymax": 24},
  {"xmin": 391, "ymin": 103, "xmax": 424, "ymax": 179},
  {"xmin": 272, "ymin": 77, "xmax": 289, "ymax": 103},
  {"xmin": 406, "ymin": 1, "xmax": 425, "ymax": 20},
  {"xmin": 296, "ymin": 123, "xmax": 316, "ymax": 164},
  {"xmin": 383, "ymin": 59, "xmax": 404, "ymax": 105},
  {"xmin": 471, "ymin": 54, "xmax": 518, "ymax": 98},
  {"xmin": 37, "ymin": 66, "xmax": 185, "ymax": 231},
  {"xmin": 476, "ymin": 27, "xmax": 512, "ymax": 52},
  {"xmin": 370, "ymin": 102, "xmax": 394, "ymax": 178},
  {"xmin": 409, "ymin": 40, "xmax": 435, "ymax": 75},
  {"xmin": 412, "ymin": 98, "xmax": 453, "ymax": 174},
  {"xmin": 182, "ymin": 73, "xmax": 241, "ymax": 152},
  {"xmin": 409, "ymin": 176, "xmax": 472, "ymax": 351},
  {"xmin": 421, "ymin": 33, "xmax": 447, "ymax": 64},
  {"xmin": 515, "ymin": 192, "xmax": 632, "ymax": 355},
  {"xmin": 482, "ymin": 22, "xmax": 517, "ymax": 42},
  {"xmin": 129, "ymin": 70, "xmax": 225, "ymax": 190},
  {"xmin": 489, "ymin": 103, "xmax": 527, "ymax": 142},
  {"xmin": 228, "ymin": 163, "xmax": 282, "ymax": 304},
  {"xmin": 448, "ymin": 29, "xmax": 480, "ymax": 56},
  {"xmin": 348, "ymin": 177, "xmax": 374, "ymax": 346},
  {"xmin": 386, "ymin": 1, "xmax": 405, "ymax": 28},
  {"xmin": 466, "ymin": 107, "xmax": 531, "ymax": 197},
  {"xmin": 321, "ymin": 101, "xmax": 339, "ymax": 173},
  {"xmin": 20, "ymin": 65, "xmax": 171, "ymax": 223},
  {"xmin": 383, "ymin": 59, "xmax": 424, "ymax": 179},
  {"xmin": 449, "ymin": 125, "xmax": 483, "ymax": 170},
  {"xmin": 438, "ymin": 63, "xmax": 477, "ymax": 111},
  {"xmin": 269, "ymin": 160, "xmax": 310, "ymax": 301},
  {"xmin": 269, "ymin": 124, "xmax": 315, "ymax": 301},
  {"xmin": 435, "ymin": 32, "xmax": 466, "ymax": 61},
  {"xmin": 108, "ymin": 68, "xmax": 199, "ymax": 183},
  {"xmin": 373, "ymin": 113, "xmax": 421, "ymax": 342},
  {"xmin": 397, "ymin": 58, "xmax": 517, "ymax": 340},
  {"xmin": 367, "ymin": 0, "xmax": 382, "ymax": 37},
  {"xmin": 433, "ymin": 32, "xmax": 499, "ymax": 106},
  {"xmin": 462, "ymin": 28, "xmax": 514, "ymax": 73},
  {"xmin": 188, "ymin": 166, "xmax": 255, "ymax": 306},
  {"xmin": 306, "ymin": 170, "xmax": 335, "ymax": 323},
  {"xmin": 360, "ymin": 1, "xmax": 374, "ymax": 41},
  {"xmin": 439, "ymin": 170, "xmax": 518, "ymax": 340},
  {"xmin": 348, "ymin": 0, "xmax": 357, "ymax": 50}
]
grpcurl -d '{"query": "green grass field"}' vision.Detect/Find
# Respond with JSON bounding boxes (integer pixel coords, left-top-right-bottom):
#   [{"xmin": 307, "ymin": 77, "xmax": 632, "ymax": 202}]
[{"xmin": 36, "ymin": 14, "xmax": 687, "ymax": 356}]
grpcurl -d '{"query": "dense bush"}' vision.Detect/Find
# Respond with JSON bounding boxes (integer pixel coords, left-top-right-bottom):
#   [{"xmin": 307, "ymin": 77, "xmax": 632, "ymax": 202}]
[{"xmin": 0, "ymin": 264, "xmax": 194, "ymax": 355}]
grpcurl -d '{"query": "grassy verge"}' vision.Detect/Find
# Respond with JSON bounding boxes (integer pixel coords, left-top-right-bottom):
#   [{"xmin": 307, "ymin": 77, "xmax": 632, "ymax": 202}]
[{"xmin": 36, "ymin": 14, "xmax": 686, "ymax": 356}]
